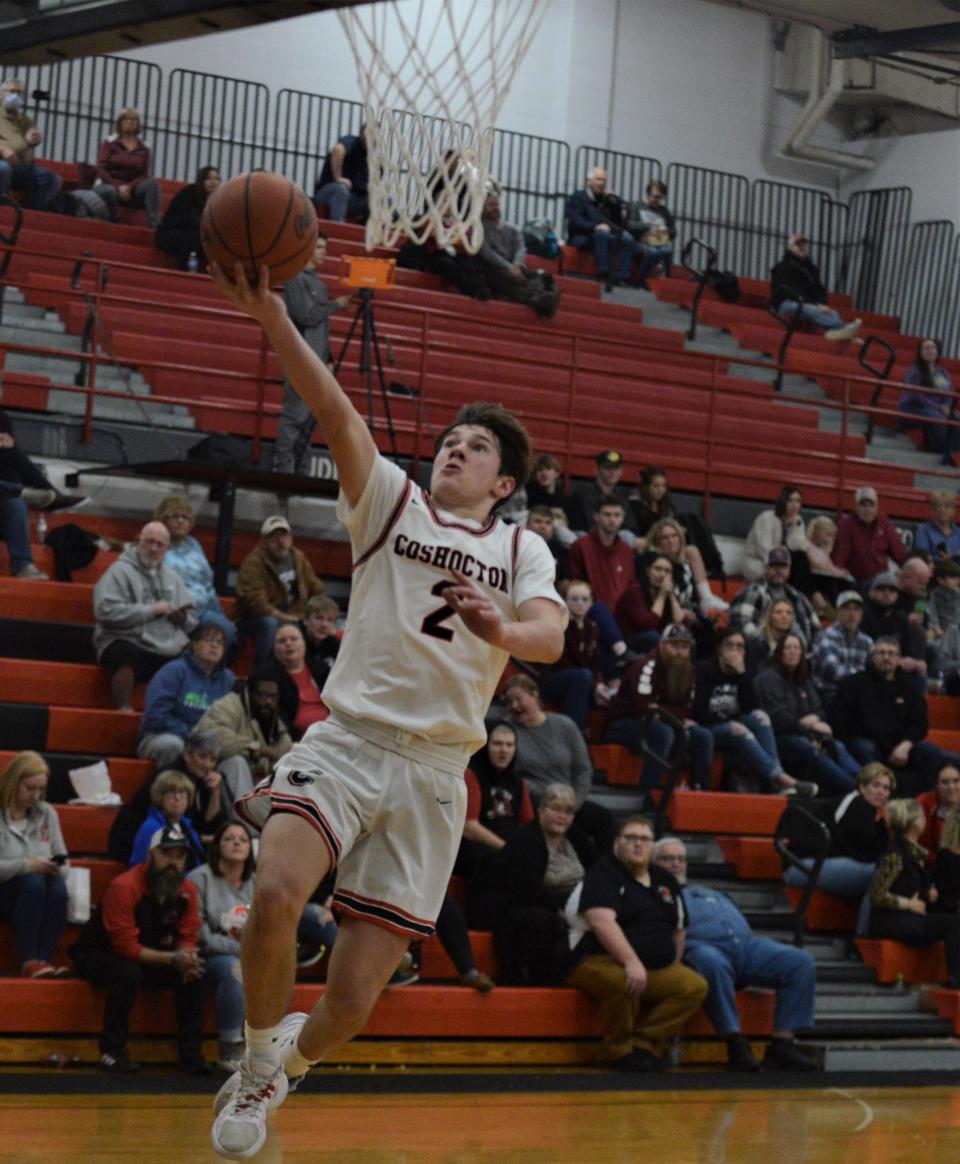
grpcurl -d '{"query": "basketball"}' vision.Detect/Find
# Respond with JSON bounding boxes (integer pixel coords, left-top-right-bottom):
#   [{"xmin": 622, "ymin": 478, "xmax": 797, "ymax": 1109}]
[{"xmin": 200, "ymin": 170, "xmax": 319, "ymax": 286}]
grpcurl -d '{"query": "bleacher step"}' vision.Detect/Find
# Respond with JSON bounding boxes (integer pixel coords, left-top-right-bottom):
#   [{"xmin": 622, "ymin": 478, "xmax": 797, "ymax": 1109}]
[
  {"xmin": 815, "ymin": 960, "xmax": 879, "ymax": 984},
  {"xmin": 813, "ymin": 1014, "xmax": 953, "ymax": 1038},
  {"xmin": 819, "ymin": 1038, "xmax": 960, "ymax": 1072},
  {"xmin": 814, "ymin": 987, "xmax": 922, "ymax": 1014}
]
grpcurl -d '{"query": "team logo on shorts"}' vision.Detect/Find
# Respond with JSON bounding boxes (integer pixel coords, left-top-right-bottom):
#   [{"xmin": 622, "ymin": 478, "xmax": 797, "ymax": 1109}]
[{"xmin": 288, "ymin": 770, "xmax": 316, "ymax": 786}]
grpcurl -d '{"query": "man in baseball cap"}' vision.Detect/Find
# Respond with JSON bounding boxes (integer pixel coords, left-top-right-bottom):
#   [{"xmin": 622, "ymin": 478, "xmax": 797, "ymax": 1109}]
[
  {"xmin": 811, "ymin": 589, "xmax": 873, "ymax": 702},
  {"xmin": 770, "ymin": 233, "xmax": 861, "ymax": 342},
  {"xmin": 566, "ymin": 448, "xmax": 637, "ymax": 537},
  {"xmin": 729, "ymin": 545, "xmax": 821, "ymax": 647},
  {"xmin": 833, "ymin": 486, "xmax": 907, "ymax": 584}
]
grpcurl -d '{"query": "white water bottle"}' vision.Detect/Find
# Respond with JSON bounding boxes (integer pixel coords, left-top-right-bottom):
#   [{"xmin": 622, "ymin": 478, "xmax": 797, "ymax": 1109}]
[
  {"xmin": 186, "ymin": 251, "xmax": 199, "ymax": 273},
  {"xmin": 36, "ymin": 512, "xmax": 48, "ymax": 542}
]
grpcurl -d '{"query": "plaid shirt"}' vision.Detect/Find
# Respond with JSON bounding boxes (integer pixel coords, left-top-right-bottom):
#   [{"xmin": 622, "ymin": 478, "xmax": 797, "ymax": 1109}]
[
  {"xmin": 729, "ymin": 580, "xmax": 821, "ymax": 648},
  {"xmin": 811, "ymin": 622, "xmax": 874, "ymax": 701}
]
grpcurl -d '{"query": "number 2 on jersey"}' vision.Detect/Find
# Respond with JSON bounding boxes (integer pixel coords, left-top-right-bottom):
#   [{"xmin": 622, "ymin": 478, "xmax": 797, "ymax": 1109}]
[{"xmin": 421, "ymin": 580, "xmax": 456, "ymax": 641}]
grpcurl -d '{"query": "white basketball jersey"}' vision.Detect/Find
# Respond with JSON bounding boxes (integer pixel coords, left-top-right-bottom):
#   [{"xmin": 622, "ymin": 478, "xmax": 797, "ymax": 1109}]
[{"xmin": 321, "ymin": 456, "xmax": 561, "ymax": 767}]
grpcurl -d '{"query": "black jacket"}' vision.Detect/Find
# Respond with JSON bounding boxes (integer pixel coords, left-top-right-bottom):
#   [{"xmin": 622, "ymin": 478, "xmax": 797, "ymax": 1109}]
[
  {"xmin": 497, "ymin": 819, "xmax": 599, "ymax": 910},
  {"xmin": 565, "ymin": 188, "xmax": 624, "ymax": 246},
  {"xmin": 770, "ymin": 251, "xmax": 828, "ymax": 311},
  {"xmin": 268, "ymin": 655, "xmax": 331, "ymax": 737},
  {"xmin": 829, "ymin": 663, "xmax": 929, "ymax": 754},
  {"xmin": 693, "ymin": 659, "xmax": 759, "ymax": 726}
]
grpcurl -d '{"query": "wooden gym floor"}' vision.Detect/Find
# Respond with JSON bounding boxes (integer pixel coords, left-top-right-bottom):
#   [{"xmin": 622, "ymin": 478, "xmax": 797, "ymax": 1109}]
[{"xmin": 2, "ymin": 1076, "xmax": 960, "ymax": 1162}]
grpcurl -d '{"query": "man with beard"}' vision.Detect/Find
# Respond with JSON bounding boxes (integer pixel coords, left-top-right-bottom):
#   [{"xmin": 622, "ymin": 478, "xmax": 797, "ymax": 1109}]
[
  {"xmin": 70, "ymin": 824, "xmax": 210, "ymax": 1075},
  {"xmin": 198, "ymin": 673, "xmax": 294, "ymax": 798},
  {"xmin": 729, "ymin": 547, "xmax": 821, "ymax": 649},
  {"xmin": 603, "ymin": 623, "xmax": 714, "ymax": 799}
]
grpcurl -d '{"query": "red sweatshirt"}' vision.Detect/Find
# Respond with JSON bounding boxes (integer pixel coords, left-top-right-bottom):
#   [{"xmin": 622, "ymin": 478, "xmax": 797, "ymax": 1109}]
[
  {"xmin": 101, "ymin": 862, "xmax": 201, "ymax": 960},
  {"xmin": 568, "ymin": 528, "xmax": 635, "ymax": 609}
]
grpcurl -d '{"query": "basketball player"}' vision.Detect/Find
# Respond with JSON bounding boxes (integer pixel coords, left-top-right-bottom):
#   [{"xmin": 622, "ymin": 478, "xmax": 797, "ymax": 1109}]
[{"xmin": 208, "ymin": 263, "xmax": 565, "ymax": 1159}]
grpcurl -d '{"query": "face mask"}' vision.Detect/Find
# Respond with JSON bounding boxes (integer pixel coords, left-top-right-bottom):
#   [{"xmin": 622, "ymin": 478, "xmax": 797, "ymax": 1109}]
[{"xmin": 3, "ymin": 93, "xmax": 22, "ymax": 113}]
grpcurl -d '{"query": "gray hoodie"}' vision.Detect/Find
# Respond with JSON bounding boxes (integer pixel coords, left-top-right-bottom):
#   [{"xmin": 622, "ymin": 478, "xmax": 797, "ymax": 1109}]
[
  {"xmin": 186, "ymin": 862, "xmax": 254, "ymax": 956},
  {"xmin": 93, "ymin": 542, "xmax": 198, "ymax": 660},
  {"xmin": 0, "ymin": 801, "xmax": 67, "ymax": 881}
]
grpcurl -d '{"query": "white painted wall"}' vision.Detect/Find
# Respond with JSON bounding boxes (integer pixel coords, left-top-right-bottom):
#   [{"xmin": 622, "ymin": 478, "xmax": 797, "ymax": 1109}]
[{"xmin": 841, "ymin": 130, "xmax": 960, "ymax": 225}]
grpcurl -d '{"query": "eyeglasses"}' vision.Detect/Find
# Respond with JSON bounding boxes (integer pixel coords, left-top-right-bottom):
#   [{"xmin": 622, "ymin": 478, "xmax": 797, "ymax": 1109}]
[
  {"xmin": 657, "ymin": 854, "xmax": 687, "ymax": 864},
  {"xmin": 620, "ymin": 834, "xmax": 654, "ymax": 844}
]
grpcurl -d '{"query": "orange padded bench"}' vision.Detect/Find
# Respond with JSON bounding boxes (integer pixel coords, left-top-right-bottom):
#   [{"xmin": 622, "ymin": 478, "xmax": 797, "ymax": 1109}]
[
  {"xmin": 57, "ymin": 804, "xmax": 119, "ymax": 854},
  {"xmin": 46, "ymin": 707, "xmax": 139, "ymax": 756},
  {"xmin": 665, "ymin": 791, "xmax": 786, "ymax": 836},
  {"xmin": 855, "ymin": 938, "xmax": 947, "ymax": 985},
  {"xmin": 715, "ymin": 836, "xmax": 781, "ymax": 881},
  {"xmin": 784, "ymin": 889, "xmax": 858, "ymax": 933}
]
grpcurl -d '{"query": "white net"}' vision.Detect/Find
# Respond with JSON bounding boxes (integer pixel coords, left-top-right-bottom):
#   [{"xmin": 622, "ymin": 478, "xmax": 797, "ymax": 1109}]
[{"xmin": 337, "ymin": 0, "xmax": 550, "ymax": 253}]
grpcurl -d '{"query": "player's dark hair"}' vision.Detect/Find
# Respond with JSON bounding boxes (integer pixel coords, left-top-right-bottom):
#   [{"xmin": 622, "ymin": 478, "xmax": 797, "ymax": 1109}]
[{"xmin": 434, "ymin": 402, "xmax": 532, "ymax": 500}]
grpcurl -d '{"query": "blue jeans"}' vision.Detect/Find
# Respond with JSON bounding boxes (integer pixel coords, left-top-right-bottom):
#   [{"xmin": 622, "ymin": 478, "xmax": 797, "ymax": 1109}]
[
  {"xmin": 0, "ymin": 872, "xmax": 68, "ymax": 963},
  {"xmin": 777, "ymin": 300, "xmax": 845, "ymax": 331},
  {"xmin": 605, "ymin": 717, "xmax": 714, "ymax": 791},
  {"xmin": 775, "ymin": 734, "xmax": 860, "ymax": 794},
  {"xmin": 846, "ymin": 737, "xmax": 945, "ymax": 794},
  {"xmin": 0, "ymin": 161, "xmax": 62, "ymax": 210},
  {"xmin": 580, "ymin": 228, "xmax": 637, "ymax": 281},
  {"xmin": 637, "ymin": 243, "xmax": 673, "ymax": 283},
  {"xmin": 0, "ymin": 493, "xmax": 32, "ymax": 573},
  {"xmin": 203, "ymin": 953, "xmax": 245, "ymax": 1042},
  {"xmin": 540, "ymin": 667, "xmax": 592, "ymax": 733},
  {"xmin": 685, "ymin": 936, "xmax": 816, "ymax": 1035},
  {"xmin": 313, "ymin": 182, "xmax": 368, "ymax": 223},
  {"xmin": 235, "ymin": 615, "xmax": 279, "ymax": 669},
  {"xmin": 709, "ymin": 712, "xmax": 782, "ymax": 785},
  {"xmin": 899, "ymin": 402, "xmax": 960, "ymax": 460},
  {"xmin": 784, "ymin": 856, "xmax": 875, "ymax": 897}
]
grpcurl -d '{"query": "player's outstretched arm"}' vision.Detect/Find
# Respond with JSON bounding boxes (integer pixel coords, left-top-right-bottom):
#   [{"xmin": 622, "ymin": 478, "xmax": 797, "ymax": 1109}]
[
  {"xmin": 446, "ymin": 572, "xmax": 564, "ymax": 663},
  {"xmin": 211, "ymin": 263, "xmax": 375, "ymax": 505}
]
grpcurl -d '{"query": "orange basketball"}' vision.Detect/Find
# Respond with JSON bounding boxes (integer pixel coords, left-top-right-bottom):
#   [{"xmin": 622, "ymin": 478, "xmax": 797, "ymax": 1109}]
[{"xmin": 201, "ymin": 171, "xmax": 319, "ymax": 286}]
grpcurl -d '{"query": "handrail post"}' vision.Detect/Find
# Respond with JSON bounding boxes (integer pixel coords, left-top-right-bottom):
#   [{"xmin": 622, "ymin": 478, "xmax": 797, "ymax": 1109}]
[
  {"xmin": 82, "ymin": 259, "xmax": 106, "ymax": 444},
  {"xmin": 252, "ymin": 329, "xmax": 269, "ymax": 465}
]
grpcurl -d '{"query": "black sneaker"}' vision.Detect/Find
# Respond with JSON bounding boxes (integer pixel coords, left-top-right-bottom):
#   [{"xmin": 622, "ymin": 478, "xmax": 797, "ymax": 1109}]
[
  {"xmin": 98, "ymin": 1050, "xmax": 139, "ymax": 1074},
  {"xmin": 726, "ymin": 1034, "xmax": 761, "ymax": 1073},
  {"xmin": 763, "ymin": 1038, "xmax": 819, "ymax": 1072},
  {"xmin": 608, "ymin": 1048, "xmax": 661, "ymax": 1073},
  {"xmin": 784, "ymin": 780, "xmax": 819, "ymax": 798}
]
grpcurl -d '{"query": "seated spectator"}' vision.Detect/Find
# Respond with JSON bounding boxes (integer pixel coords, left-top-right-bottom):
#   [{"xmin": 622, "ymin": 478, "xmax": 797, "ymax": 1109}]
[
  {"xmin": 861, "ymin": 572, "xmax": 927, "ymax": 683},
  {"xmin": 831, "ymin": 637, "xmax": 947, "ymax": 796},
  {"xmin": 914, "ymin": 490, "xmax": 960, "ymax": 562},
  {"xmin": 234, "ymin": 515, "xmax": 325, "ymax": 668},
  {"xmin": 780, "ymin": 762, "xmax": 893, "ymax": 899},
  {"xmin": 93, "ymin": 106, "xmax": 161, "ymax": 228},
  {"xmin": 197, "ymin": 673, "xmax": 293, "ymax": 803},
  {"xmin": 694, "ymin": 628, "xmax": 800, "ymax": 795},
  {"xmin": 565, "ymin": 814, "xmax": 708, "ymax": 1073},
  {"xmin": 459, "ymin": 722, "xmax": 533, "ymax": 887},
  {"xmin": 526, "ymin": 505, "xmax": 570, "ymax": 580},
  {"xmin": 937, "ymin": 617, "xmax": 960, "ymax": 695},
  {"xmin": 566, "ymin": 450, "xmax": 638, "ymax": 538},
  {"xmin": 868, "ymin": 798, "xmax": 960, "ymax": 988},
  {"xmin": 626, "ymin": 180, "xmax": 676, "ymax": 289},
  {"xmin": 832, "ymin": 486, "xmax": 906, "ymax": 584},
  {"xmin": 654, "ymin": 836, "xmax": 818, "ymax": 1072},
  {"xmin": 299, "ymin": 594, "xmax": 341, "ymax": 678},
  {"xmin": 604, "ymin": 624, "xmax": 715, "ymax": 797},
  {"xmin": 731, "ymin": 547, "xmax": 820, "ymax": 650},
  {"xmin": 0, "ymin": 751, "xmax": 69, "ymax": 977},
  {"xmin": 0, "ymin": 484, "xmax": 46, "ymax": 579},
  {"xmin": 933, "ymin": 805, "xmax": 960, "ymax": 914},
  {"xmin": 93, "ymin": 521, "xmax": 197, "ymax": 711},
  {"xmin": 567, "ymin": 497, "xmax": 637, "ymax": 668},
  {"xmin": 154, "ymin": 495, "xmax": 234, "ymax": 645},
  {"xmin": 525, "ymin": 453, "xmax": 571, "ymax": 527},
  {"xmin": 137, "ymin": 619, "xmax": 234, "ymax": 770},
  {"xmin": 899, "ymin": 339, "xmax": 959, "ymax": 465},
  {"xmin": 155, "ymin": 165, "xmax": 221, "ymax": 270},
  {"xmin": 313, "ymin": 128, "xmax": 369, "ymax": 222},
  {"xmin": 493, "ymin": 783, "xmax": 598, "ymax": 985},
  {"xmin": 741, "ymin": 485, "xmax": 808, "ymax": 585},
  {"xmin": 931, "ymin": 559, "xmax": 960, "ymax": 644},
  {"xmin": 754, "ymin": 634, "xmax": 860, "ymax": 795},
  {"xmin": 0, "ymin": 405, "xmax": 86, "ymax": 513},
  {"xmin": 770, "ymin": 234, "xmax": 860, "ymax": 341},
  {"xmin": 748, "ymin": 597, "xmax": 799, "ymax": 673},
  {"xmin": 71, "ymin": 823, "xmax": 210, "ymax": 1074},
  {"xmin": 805, "ymin": 515, "xmax": 854, "ymax": 611},
  {"xmin": 896, "ymin": 555, "xmax": 940, "ymax": 676},
  {"xmin": 539, "ymin": 580, "xmax": 613, "ymax": 734},
  {"xmin": 0, "ymin": 77, "xmax": 61, "ymax": 211},
  {"xmin": 477, "ymin": 184, "xmax": 559, "ymax": 318},
  {"xmin": 565, "ymin": 167, "xmax": 636, "ymax": 287},
  {"xmin": 615, "ymin": 552, "xmax": 686, "ymax": 654},
  {"xmin": 269, "ymin": 623, "xmax": 329, "ymax": 739},
  {"xmin": 129, "ymin": 770, "xmax": 206, "ymax": 869},
  {"xmin": 500, "ymin": 674, "xmax": 615, "ymax": 852},
  {"xmin": 630, "ymin": 465, "xmax": 674, "ymax": 543},
  {"xmin": 646, "ymin": 516, "xmax": 728, "ymax": 617},
  {"xmin": 811, "ymin": 589, "xmax": 874, "ymax": 703},
  {"xmin": 918, "ymin": 761, "xmax": 960, "ymax": 861}
]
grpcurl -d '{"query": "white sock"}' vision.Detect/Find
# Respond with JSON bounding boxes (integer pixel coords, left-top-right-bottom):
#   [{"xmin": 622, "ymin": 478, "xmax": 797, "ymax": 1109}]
[
  {"xmin": 697, "ymin": 580, "xmax": 714, "ymax": 602},
  {"xmin": 244, "ymin": 1022, "xmax": 284, "ymax": 1072},
  {"xmin": 283, "ymin": 1041, "xmax": 317, "ymax": 1078}
]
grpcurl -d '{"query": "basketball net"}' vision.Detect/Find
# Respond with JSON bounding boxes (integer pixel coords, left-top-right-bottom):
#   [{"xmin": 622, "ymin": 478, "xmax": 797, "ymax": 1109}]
[{"xmin": 338, "ymin": 0, "xmax": 550, "ymax": 254}]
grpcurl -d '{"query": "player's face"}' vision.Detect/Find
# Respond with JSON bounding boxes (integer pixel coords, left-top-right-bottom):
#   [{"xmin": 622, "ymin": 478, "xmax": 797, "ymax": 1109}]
[{"xmin": 431, "ymin": 424, "xmax": 513, "ymax": 513}]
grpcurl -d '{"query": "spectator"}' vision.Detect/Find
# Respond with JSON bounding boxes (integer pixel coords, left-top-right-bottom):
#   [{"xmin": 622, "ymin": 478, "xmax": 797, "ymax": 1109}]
[
  {"xmin": 694, "ymin": 628, "xmax": 801, "ymax": 795},
  {"xmin": 93, "ymin": 106, "xmax": 161, "ymax": 227},
  {"xmin": 627, "ymin": 180, "xmax": 676, "ymax": 289},
  {"xmin": 93, "ymin": 521, "xmax": 197, "ymax": 711},
  {"xmin": 754, "ymin": 634, "xmax": 860, "ymax": 795},
  {"xmin": 0, "ymin": 751, "xmax": 69, "ymax": 978},
  {"xmin": 899, "ymin": 339, "xmax": 959, "ymax": 465},
  {"xmin": 129, "ymin": 770, "xmax": 206, "ymax": 869},
  {"xmin": 919, "ymin": 761, "xmax": 960, "ymax": 862},
  {"xmin": 861, "ymin": 572, "xmax": 927, "ymax": 682},
  {"xmin": 501, "ymin": 674, "xmax": 615, "ymax": 853},
  {"xmin": 770, "ymin": 233, "xmax": 860, "ymax": 341},
  {"xmin": 811, "ymin": 590, "xmax": 874, "ymax": 703},
  {"xmin": 933, "ymin": 805, "xmax": 960, "ymax": 914},
  {"xmin": 0, "ymin": 486, "xmax": 46, "ymax": 580},
  {"xmin": 313, "ymin": 128, "xmax": 368, "ymax": 222},
  {"xmin": 566, "ymin": 450, "xmax": 638, "ymax": 537},
  {"xmin": 155, "ymin": 165, "xmax": 221, "ymax": 270},
  {"xmin": 539, "ymin": 580, "xmax": 613, "ymax": 734},
  {"xmin": 805, "ymin": 515, "xmax": 854, "ymax": 611},
  {"xmin": 741, "ymin": 485, "xmax": 808, "ymax": 584},
  {"xmin": 234, "ymin": 515, "xmax": 325, "ymax": 668},
  {"xmin": 565, "ymin": 814, "xmax": 708, "ymax": 1073},
  {"xmin": 615, "ymin": 553, "xmax": 686, "ymax": 654},
  {"xmin": 730, "ymin": 547, "xmax": 821, "ymax": 649},
  {"xmin": 631, "ymin": 465, "xmax": 674, "ymax": 542},
  {"xmin": 299, "ymin": 594, "xmax": 341, "ymax": 678},
  {"xmin": 780, "ymin": 763, "xmax": 893, "ymax": 899},
  {"xmin": 868, "ymin": 798, "xmax": 960, "ymax": 988},
  {"xmin": 154, "ymin": 495, "xmax": 234, "ymax": 645},
  {"xmin": 494, "ymin": 783, "xmax": 598, "ymax": 985},
  {"xmin": 914, "ymin": 491, "xmax": 960, "ymax": 562},
  {"xmin": 268, "ymin": 623, "xmax": 329, "ymax": 739},
  {"xmin": 646, "ymin": 516, "xmax": 728, "ymax": 616},
  {"xmin": 831, "ymin": 637, "xmax": 947, "ymax": 796},
  {"xmin": 748, "ymin": 597, "xmax": 799, "ymax": 673},
  {"xmin": 137, "ymin": 619, "xmax": 234, "ymax": 770},
  {"xmin": 0, "ymin": 406, "xmax": 86, "ymax": 513},
  {"xmin": 567, "ymin": 496, "xmax": 637, "ymax": 668},
  {"xmin": 477, "ymin": 184, "xmax": 559, "ymax": 317},
  {"xmin": 526, "ymin": 505, "xmax": 570, "ymax": 580},
  {"xmin": 272, "ymin": 232, "xmax": 350, "ymax": 474},
  {"xmin": 564, "ymin": 167, "xmax": 636, "ymax": 288},
  {"xmin": 604, "ymin": 624, "xmax": 715, "ymax": 797},
  {"xmin": 197, "ymin": 673, "xmax": 293, "ymax": 802},
  {"xmin": 0, "ymin": 77, "xmax": 61, "ymax": 210},
  {"xmin": 525, "ymin": 454, "xmax": 573, "ymax": 534},
  {"xmin": 187, "ymin": 821, "xmax": 257, "ymax": 1071},
  {"xmin": 896, "ymin": 555, "xmax": 940, "ymax": 675},
  {"xmin": 71, "ymin": 823, "xmax": 210, "ymax": 1075},
  {"xmin": 654, "ymin": 836, "xmax": 818, "ymax": 1072},
  {"xmin": 832, "ymin": 486, "xmax": 907, "ymax": 583}
]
